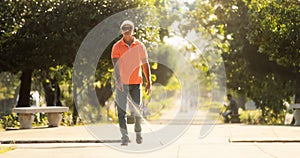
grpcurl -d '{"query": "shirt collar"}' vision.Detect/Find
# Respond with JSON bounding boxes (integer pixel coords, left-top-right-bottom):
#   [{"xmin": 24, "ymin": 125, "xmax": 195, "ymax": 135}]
[{"xmin": 121, "ymin": 37, "xmax": 137, "ymax": 46}]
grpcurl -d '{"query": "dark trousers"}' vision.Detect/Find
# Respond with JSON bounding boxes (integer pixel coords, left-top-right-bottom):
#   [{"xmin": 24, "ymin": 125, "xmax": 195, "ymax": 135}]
[
  {"xmin": 222, "ymin": 111, "xmax": 232, "ymax": 122},
  {"xmin": 116, "ymin": 84, "xmax": 142, "ymax": 140}
]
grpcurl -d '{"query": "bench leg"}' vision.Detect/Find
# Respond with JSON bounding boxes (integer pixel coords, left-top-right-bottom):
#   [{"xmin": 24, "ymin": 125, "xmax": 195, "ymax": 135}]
[
  {"xmin": 19, "ymin": 114, "xmax": 34, "ymax": 129},
  {"xmin": 230, "ymin": 115, "xmax": 240, "ymax": 123},
  {"xmin": 47, "ymin": 113, "xmax": 63, "ymax": 127},
  {"xmin": 293, "ymin": 109, "xmax": 300, "ymax": 126}
]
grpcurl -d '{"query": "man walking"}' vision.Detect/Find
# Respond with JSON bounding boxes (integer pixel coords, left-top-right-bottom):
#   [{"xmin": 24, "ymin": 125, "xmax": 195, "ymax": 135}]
[
  {"xmin": 111, "ymin": 20, "xmax": 152, "ymax": 146},
  {"xmin": 222, "ymin": 94, "xmax": 239, "ymax": 123}
]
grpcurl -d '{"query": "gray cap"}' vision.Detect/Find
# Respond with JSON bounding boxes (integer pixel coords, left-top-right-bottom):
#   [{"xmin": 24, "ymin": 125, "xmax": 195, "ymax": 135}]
[{"xmin": 120, "ymin": 20, "xmax": 134, "ymax": 31}]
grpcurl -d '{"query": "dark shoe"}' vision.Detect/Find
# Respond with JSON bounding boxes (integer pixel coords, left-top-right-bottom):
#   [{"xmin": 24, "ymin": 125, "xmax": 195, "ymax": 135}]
[
  {"xmin": 136, "ymin": 134, "xmax": 143, "ymax": 144},
  {"xmin": 121, "ymin": 137, "xmax": 129, "ymax": 146},
  {"xmin": 224, "ymin": 118, "xmax": 229, "ymax": 123},
  {"xmin": 121, "ymin": 139, "xmax": 129, "ymax": 146}
]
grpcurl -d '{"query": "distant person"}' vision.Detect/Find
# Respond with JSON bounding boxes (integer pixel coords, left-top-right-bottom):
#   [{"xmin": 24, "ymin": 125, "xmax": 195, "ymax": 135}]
[
  {"xmin": 111, "ymin": 20, "xmax": 152, "ymax": 146},
  {"xmin": 222, "ymin": 94, "xmax": 239, "ymax": 122}
]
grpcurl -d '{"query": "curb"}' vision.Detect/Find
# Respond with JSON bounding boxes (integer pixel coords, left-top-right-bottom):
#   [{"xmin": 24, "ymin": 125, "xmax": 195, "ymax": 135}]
[
  {"xmin": 0, "ymin": 140, "xmax": 122, "ymax": 144},
  {"xmin": 229, "ymin": 138, "xmax": 300, "ymax": 143}
]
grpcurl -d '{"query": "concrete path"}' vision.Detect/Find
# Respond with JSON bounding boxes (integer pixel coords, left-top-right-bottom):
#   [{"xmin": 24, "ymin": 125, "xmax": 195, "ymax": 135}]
[
  {"xmin": 1, "ymin": 123, "xmax": 300, "ymax": 157},
  {"xmin": 1, "ymin": 108, "xmax": 300, "ymax": 157}
]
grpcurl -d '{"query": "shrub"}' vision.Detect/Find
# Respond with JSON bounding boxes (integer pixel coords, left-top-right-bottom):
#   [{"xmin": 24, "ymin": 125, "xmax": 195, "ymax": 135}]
[
  {"xmin": 0, "ymin": 113, "xmax": 19, "ymax": 129},
  {"xmin": 239, "ymin": 108, "xmax": 286, "ymax": 125},
  {"xmin": 239, "ymin": 109, "xmax": 261, "ymax": 125}
]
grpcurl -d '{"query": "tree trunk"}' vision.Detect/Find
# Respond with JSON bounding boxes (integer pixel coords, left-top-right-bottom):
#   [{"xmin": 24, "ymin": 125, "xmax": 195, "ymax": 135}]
[
  {"xmin": 43, "ymin": 80, "xmax": 56, "ymax": 106},
  {"xmin": 295, "ymin": 75, "xmax": 300, "ymax": 103},
  {"xmin": 72, "ymin": 101, "xmax": 78, "ymax": 125},
  {"xmin": 291, "ymin": 75, "xmax": 300, "ymax": 125},
  {"xmin": 42, "ymin": 73, "xmax": 62, "ymax": 106},
  {"xmin": 237, "ymin": 93, "xmax": 246, "ymax": 110},
  {"xmin": 17, "ymin": 69, "xmax": 33, "ymax": 107},
  {"xmin": 72, "ymin": 85, "xmax": 78, "ymax": 125},
  {"xmin": 55, "ymin": 82, "xmax": 62, "ymax": 106}
]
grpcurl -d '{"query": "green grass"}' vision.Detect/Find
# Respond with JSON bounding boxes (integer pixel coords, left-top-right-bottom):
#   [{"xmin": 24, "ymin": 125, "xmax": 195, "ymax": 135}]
[
  {"xmin": 145, "ymin": 96, "xmax": 177, "ymax": 121},
  {"xmin": 0, "ymin": 146, "xmax": 15, "ymax": 154}
]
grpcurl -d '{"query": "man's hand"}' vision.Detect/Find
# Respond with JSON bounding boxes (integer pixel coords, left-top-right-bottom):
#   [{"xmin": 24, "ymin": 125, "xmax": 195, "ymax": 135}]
[
  {"xmin": 145, "ymin": 82, "xmax": 151, "ymax": 95},
  {"xmin": 112, "ymin": 58, "xmax": 123, "ymax": 91},
  {"xmin": 115, "ymin": 80, "xmax": 123, "ymax": 92},
  {"xmin": 141, "ymin": 59, "xmax": 151, "ymax": 96}
]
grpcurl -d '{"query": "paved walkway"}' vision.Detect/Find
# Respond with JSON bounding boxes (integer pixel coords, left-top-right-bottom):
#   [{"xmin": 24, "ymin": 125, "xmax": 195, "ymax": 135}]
[
  {"xmin": 1, "ymin": 124, "xmax": 300, "ymax": 158},
  {"xmin": 1, "ymin": 108, "xmax": 300, "ymax": 157}
]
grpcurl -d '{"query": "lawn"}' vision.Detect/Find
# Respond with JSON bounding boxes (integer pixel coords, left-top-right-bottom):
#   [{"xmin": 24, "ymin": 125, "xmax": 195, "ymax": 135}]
[{"xmin": 0, "ymin": 146, "xmax": 15, "ymax": 154}]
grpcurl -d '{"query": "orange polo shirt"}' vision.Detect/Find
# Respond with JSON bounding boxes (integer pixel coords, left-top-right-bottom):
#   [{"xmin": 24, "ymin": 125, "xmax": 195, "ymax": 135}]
[{"xmin": 111, "ymin": 37, "xmax": 148, "ymax": 84}]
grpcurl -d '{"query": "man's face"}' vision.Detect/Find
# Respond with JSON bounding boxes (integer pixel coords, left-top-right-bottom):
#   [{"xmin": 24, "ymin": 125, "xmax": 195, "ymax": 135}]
[
  {"xmin": 121, "ymin": 24, "xmax": 133, "ymax": 36},
  {"xmin": 227, "ymin": 96, "xmax": 231, "ymax": 100}
]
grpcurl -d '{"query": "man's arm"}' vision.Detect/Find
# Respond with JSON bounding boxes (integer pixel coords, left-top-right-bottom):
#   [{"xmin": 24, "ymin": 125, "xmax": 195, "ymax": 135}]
[
  {"xmin": 228, "ymin": 100, "xmax": 235, "ymax": 110},
  {"xmin": 142, "ymin": 58, "xmax": 151, "ymax": 95},
  {"xmin": 112, "ymin": 58, "xmax": 123, "ymax": 91}
]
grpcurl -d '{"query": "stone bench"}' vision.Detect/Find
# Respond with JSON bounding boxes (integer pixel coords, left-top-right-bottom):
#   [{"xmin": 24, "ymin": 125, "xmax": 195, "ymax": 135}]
[
  {"xmin": 291, "ymin": 104, "xmax": 300, "ymax": 126},
  {"xmin": 12, "ymin": 107, "xmax": 69, "ymax": 129},
  {"xmin": 230, "ymin": 114, "xmax": 240, "ymax": 123}
]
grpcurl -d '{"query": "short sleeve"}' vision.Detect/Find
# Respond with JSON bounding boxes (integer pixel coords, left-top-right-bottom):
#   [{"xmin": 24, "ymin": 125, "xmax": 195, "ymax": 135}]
[
  {"xmin": 140, "ymin": 43, "xmax": 148, "ymax": 59},
  {"xmin": 111, "ymin": 44, "xmax": 120, "ymax": 59}
]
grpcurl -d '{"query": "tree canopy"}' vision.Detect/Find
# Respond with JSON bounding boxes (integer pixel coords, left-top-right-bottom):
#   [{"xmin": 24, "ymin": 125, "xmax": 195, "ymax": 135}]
[
  {"xmin": 1, "ymin": 0, "xmax": 299, "ymax": 124},
  {"xmin": 185, "ymin": 0, "xmax": 300, "ymax": 122}
]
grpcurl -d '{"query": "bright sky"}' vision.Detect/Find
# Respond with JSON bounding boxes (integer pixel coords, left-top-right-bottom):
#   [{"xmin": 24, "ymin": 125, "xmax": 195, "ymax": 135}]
[
  {"xmin": 164, "ymin": 35, "xmax": 188, "ymax": 49},
  {"xmin": 180, "ymin": 0, "xmax": 196, "ymax": 4},
  {"xmin": 162, "ymin": 0, "xmax": 200, "ymax": 59}
]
